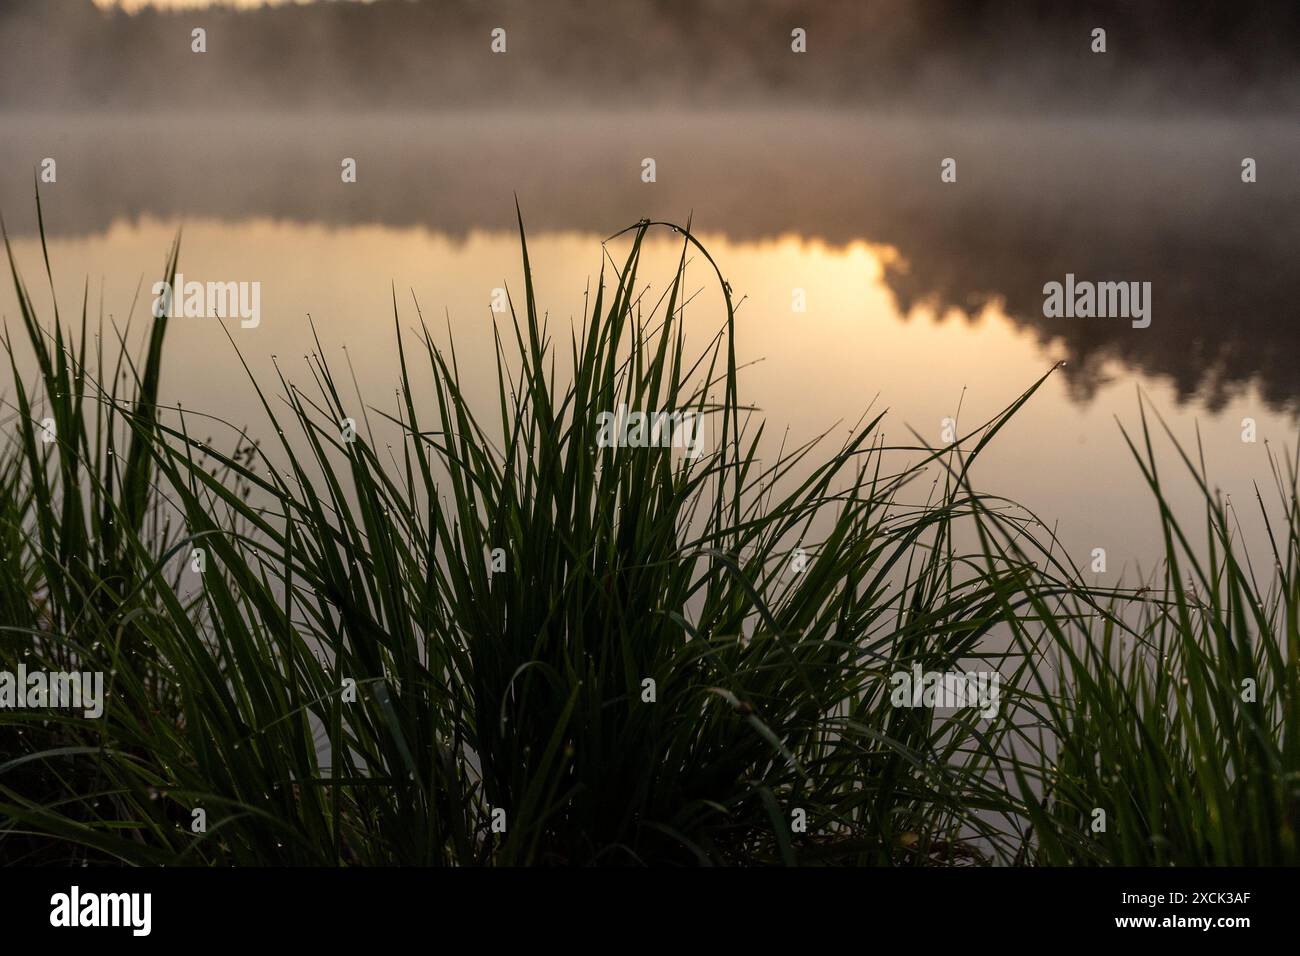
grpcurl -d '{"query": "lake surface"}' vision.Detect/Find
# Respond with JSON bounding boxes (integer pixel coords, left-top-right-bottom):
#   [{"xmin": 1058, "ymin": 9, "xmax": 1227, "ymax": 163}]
[{"xmin": 1, "ymin": 110, "xmax": 1296, "ymax": 576}]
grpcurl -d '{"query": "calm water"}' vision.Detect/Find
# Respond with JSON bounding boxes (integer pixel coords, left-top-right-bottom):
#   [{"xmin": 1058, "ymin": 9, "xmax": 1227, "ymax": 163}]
[{"xmin": 1, "ymin": 110, "xmax": 1297, "ymax": 575}]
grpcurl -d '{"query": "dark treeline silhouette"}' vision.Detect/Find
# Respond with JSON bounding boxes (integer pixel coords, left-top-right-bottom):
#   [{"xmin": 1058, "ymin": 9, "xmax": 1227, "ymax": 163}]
[
  {"xmin": 2, "ymin": 112, "xmax": 1296, "ymax": 412},
  {"xmin": 2, "ymin": 0, "xmax": 1298, "ymax": 113}
]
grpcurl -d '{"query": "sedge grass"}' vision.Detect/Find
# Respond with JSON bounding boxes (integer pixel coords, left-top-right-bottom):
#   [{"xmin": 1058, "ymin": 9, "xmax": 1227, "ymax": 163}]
[{"xmin": 0, "ymin": 195, "xmax": 1295, "ymax": 866}]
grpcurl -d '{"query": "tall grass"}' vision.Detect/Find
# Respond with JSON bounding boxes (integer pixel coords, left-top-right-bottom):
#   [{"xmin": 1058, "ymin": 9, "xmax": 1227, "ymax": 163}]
[
  {"xmin": 1013, "ymin": 407, "xmax": 1300, "ymax": 865},
  {"xmin": 0, "ymin": 196, "xmax": 1295, "ymax": 865}
]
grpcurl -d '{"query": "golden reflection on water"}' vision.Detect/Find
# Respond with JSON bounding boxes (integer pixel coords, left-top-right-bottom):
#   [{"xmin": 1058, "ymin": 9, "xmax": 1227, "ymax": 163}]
[{"xmin": 2, "ymin": 217, "xmax": 1290, "ymax": 574}]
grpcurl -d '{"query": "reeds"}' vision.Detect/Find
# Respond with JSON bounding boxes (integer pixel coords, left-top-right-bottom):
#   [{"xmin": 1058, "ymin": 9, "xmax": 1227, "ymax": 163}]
[{"xmin": 0, "ymin": 197, "xmax": 1295, "ymax": 865}]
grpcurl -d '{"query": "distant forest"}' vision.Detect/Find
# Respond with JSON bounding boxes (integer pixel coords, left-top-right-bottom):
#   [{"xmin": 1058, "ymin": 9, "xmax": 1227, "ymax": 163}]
[{"xmin": 3, "ymin": 0, "xmax": 1298, "ymax": 112}]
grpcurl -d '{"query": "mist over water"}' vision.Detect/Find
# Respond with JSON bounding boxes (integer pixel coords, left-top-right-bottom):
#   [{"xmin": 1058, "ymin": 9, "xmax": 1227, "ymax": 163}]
[{"xmin": 5, "ymin": 0, "xmax": 1299, "ymax": 113}]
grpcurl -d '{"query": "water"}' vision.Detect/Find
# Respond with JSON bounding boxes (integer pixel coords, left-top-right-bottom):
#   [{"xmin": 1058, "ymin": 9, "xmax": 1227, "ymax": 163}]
[{"xmin": 1, "ymin": 110, "xmax": 1296, "ymax": 576}]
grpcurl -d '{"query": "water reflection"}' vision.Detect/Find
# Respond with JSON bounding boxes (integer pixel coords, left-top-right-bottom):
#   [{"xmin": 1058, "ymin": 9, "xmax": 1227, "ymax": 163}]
[
  {"xmin": 1, "ymin": 111, "xmax": 1296, "ymax": 575},
  {"xmin": 2, "ymin": 111, "xmax": 1296, "ymax": 411}
]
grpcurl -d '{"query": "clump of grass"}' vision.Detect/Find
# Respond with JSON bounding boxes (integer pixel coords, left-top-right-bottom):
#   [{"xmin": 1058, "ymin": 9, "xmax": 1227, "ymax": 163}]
[
  {"xmin": 1014, "ymin": 406, "xmax": 1300, "ymax": 865},
  {"xmin": 0, "ymin": 196, "xmax": 1295, "ymax": 866}
]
